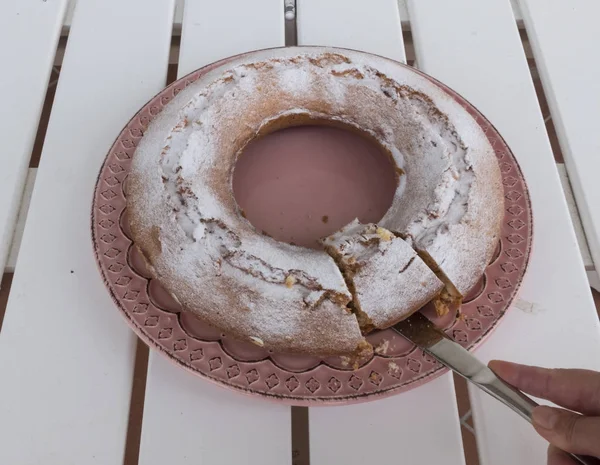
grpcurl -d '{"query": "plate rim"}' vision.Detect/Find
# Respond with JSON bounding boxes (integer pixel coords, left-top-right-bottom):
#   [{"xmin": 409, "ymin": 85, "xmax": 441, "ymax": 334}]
[{"xmin": 91, "ymin": 46, "xmax": 533, "ymax": 406}]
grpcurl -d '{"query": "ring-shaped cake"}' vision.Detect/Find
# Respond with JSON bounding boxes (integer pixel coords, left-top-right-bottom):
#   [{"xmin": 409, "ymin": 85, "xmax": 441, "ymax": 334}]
[{"xmin": 128, "ymin": 47, "xmax": 503, "ymax": 357}]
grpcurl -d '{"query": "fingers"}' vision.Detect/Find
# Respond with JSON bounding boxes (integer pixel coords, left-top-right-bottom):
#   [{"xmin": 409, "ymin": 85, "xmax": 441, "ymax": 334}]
[
  {"xmin": 533, "ymin": 406, "xmax": 600, "ymax": 457},
  {"xmin": 489, "ymin": 360, "xmax": 600, "ymax": 415},
  {"xmin": 547, "ymin": 445, "xmax": 577, "ymax": 465}
]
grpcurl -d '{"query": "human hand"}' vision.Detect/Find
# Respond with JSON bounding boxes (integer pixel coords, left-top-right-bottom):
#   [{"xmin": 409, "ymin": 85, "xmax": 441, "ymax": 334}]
[{"xmin": 489, "ymin": 360, "xmax": 600, "ymax": 464}]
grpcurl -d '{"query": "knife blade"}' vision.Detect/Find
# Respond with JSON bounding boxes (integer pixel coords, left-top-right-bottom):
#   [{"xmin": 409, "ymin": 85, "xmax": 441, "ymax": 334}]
[{"xmin": 393, "ymin": 311, "xmax": 599, "ymax": 465}]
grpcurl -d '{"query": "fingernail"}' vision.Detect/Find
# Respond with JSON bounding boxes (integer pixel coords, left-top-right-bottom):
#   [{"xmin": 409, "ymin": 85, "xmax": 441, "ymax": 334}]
[
  {"xmin": 488, "ymin": 360, "xmax": 520, "ymax": 383},
  {"xmin": 532, "ymin": 406, "xmax": 559, "ymax": 430}
]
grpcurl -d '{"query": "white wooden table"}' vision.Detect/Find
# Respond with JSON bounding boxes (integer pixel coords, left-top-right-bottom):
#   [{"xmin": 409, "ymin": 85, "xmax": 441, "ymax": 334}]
[{"xmin": 1, "ymin": 1, "xmax": 600, "ymax": 464}]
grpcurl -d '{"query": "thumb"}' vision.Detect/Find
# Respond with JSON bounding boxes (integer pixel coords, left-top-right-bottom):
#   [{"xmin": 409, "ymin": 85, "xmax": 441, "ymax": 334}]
[
  {"xmin": 548, "ymin": 445, "xmax": 578, "ymax": 465},
  {"xmin": 532, "ymin": 406, "xmax": 600, "ymax": 457},
  {"xmin": 548, "ymin": 445, "xmax": 577, "ymax": 465}
]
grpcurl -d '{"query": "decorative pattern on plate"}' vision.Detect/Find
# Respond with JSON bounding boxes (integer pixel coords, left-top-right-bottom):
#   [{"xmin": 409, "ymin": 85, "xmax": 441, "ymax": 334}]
[{"xmin": 92, "ymin": 50, "xmax": 532, "ymax": 405}]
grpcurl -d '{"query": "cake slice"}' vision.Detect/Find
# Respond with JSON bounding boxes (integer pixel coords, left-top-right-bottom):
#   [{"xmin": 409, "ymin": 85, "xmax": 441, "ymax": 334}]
[
  {"xmin": 322, "ymin": 220, "xmax": 444, "ymax": 331},
  {"xmin": 414, "ymin": 248, "xmax": 464, "ymax": 317}
]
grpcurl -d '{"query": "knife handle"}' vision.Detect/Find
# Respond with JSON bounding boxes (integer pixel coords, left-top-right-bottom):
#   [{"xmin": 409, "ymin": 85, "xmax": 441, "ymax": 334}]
[
  {"xmin": 474, "ymin": 367, "xmax": 538, "ymax": 421},
  {"xmin": 479, "ymin": 367, "xmax": 600, "ymax": 465}
]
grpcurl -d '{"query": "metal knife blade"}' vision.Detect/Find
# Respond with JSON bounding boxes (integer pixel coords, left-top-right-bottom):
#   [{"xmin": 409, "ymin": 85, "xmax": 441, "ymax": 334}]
[
  {"xmin": 393, "ymin": 312, "xmax": 536, "ymax": 421},
  {"xmin": 393, "ymin": 311, "xmax": 599, "ymax": 465}
]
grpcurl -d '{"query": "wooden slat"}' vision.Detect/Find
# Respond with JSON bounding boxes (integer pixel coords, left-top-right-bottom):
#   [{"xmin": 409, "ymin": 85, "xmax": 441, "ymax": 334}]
[
  {"xmin": 407, "ymin": 1, "xmax": 600, "ymax": 464},
  {"xmin": 298, "ymin": 2, "xmax": 465, "ymax": 464},
  {"xmin": 0, "ymin": 0, "xmax": 174, "ymax": 463},
  {"xmin": 140, "ymin": 356, "xmax": 292, "ymax": 464},
  {"xmin": 309, "ymin": 375, "xmax": 465, "ymax": 464},
  {"xmin": 0, "ymin": 0, "xmax": 67, "ymax": 280},
  {"xmin": 6, "ymin": 168, "xmax": 37, "ymax": 273},
  {"xmin": 520, "ymin": 0, "xmax": 600, "ymax": 284},
  {"xmin": 138, "ymin": 2, "xmax": 291, "ymax": 464},
  {"xmin": 176, "ymin": 0, "xmax": 284, "ymax": 77},
  {"xmin": 297, "ymin": 0, "xmax": 406, "ymax": 62}
]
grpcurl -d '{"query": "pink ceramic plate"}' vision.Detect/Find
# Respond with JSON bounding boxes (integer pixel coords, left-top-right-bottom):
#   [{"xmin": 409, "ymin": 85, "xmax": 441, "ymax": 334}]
[{"xmin": 92, "ymin": 48, "xmax": 532, "ymax": 405}]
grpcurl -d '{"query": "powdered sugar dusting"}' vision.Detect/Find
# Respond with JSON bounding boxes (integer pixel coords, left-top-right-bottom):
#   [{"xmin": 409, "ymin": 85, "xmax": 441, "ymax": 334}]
[
  {"xmin": 323, "ymin": 220, "xmax": 444, "ymax": 328},
  {"xmin": 279, "ymin": 65, "xmax": 312, "ymax": 96},
  {"xmin": 128, "ymin": 47, "xmax": 502, "ymax": 355}
]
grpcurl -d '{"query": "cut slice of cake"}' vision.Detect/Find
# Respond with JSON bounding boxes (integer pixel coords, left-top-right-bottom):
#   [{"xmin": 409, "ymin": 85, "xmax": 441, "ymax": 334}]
[
  {"xmin": 414, "ymin": 249, "xmax": 463, "ymax": 317},
  {"xmin": 321, "ymin": 220, "xmax": 444, "ymax": 331}
]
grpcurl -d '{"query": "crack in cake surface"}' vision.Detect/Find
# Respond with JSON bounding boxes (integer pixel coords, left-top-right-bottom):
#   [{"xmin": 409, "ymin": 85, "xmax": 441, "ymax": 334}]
[{"xmin": 416, "ymin": 249, "xmax": 463, "ymax": 316}]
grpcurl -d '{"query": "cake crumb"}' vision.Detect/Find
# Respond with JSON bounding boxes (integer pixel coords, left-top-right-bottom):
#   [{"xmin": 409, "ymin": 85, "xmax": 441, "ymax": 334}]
[
  {"xmin": 340, "ymin": 356, "xmax": 351, "ymax": 367},
  {"xmin": 249, "ymin": 336, "xmax": 264, "ymax": 347},
  {"xmin": 388, "ymin": 361, "xmax": 401, "ymax": 376},
  {"xmin": 322, "ymin": 215, "xmax": 329, "ymax": 224},
  {"xmin": 374, "ymin": 339, "xmax": 390, "ymax": 355},
  {"xmin": 376, "ymin": 227, "xmax": 393, "ymax": 241},
  {"xmin": 433, "ymin": 298, "xmax": 450, "ymax": 317},
  {"xmin": 285, "ymin": 275, "xmax": 296, "ymax": 288}
]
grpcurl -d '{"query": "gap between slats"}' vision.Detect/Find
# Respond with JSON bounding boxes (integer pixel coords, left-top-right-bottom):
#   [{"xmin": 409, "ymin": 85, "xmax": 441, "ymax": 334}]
[
  {"xmin": 0, "ymin": 274, "xmax": 13, "ymax": 333},
  {"xmin": 123, "ymin": 339, "xmax": 150, "ymax": 465}
]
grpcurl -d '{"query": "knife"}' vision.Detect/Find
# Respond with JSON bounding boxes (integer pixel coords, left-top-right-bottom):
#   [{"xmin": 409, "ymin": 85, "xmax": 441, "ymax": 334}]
[{"xmin": 393, "ymin": 311, "xmax": 600, "ymax": 465}]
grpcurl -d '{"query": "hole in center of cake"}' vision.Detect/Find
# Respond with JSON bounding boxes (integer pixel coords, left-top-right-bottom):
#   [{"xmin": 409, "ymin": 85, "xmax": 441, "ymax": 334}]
[{"xmin": 233, "ymin": 123, "xmax": 398, "ymax": 249}]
